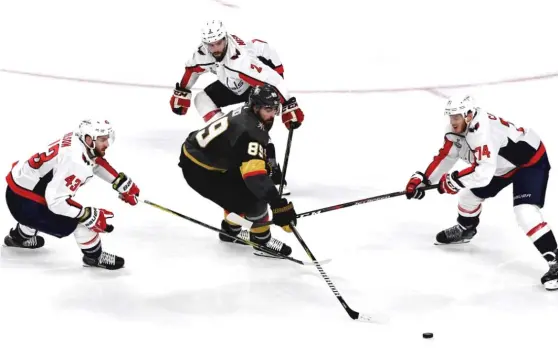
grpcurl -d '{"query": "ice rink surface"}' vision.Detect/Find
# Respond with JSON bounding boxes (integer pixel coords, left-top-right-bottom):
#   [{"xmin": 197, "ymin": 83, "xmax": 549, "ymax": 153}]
[{"xmin": 1, "ymin": 1, "xmax": 558, "ymax": 355}]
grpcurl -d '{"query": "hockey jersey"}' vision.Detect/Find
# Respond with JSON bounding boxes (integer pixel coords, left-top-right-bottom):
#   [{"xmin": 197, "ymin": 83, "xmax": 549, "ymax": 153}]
[
  {"xmin": 181, "ymin": 105, "xmax": 280, "ymax": 203},
  {"xmin": 180, "ymin": 34, "xmax": 290, "ymax": 101},
  {"xmin": 6, "ymin": 131, "xmax": 120, "ymax": 219},
  {"xmin": 424, "ymin": 108, "xmax": 546, "ymax": 189}
]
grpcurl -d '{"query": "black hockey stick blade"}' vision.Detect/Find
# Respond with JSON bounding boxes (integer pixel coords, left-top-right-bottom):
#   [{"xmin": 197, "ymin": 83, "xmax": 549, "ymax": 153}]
[{"xmin": 289, "ymin": 224, "xmax": 385, "ymax": 322}]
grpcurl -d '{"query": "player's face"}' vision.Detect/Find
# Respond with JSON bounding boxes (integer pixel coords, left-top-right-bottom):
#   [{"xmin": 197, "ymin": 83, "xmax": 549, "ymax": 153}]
[
  {"xmin": 258, "ymin": 107, "xmax": 279, "ymax": 122},
  {"xmin": 94, "ymin": 135, "xmax": 110, "ymax": 157},
  {"xmin": 207, "ymin": 38, "xmax": 227, "ymax": 60},
  {"xmin": 449, "ymin": 114, "xmax": 467, "ymax": 133}
]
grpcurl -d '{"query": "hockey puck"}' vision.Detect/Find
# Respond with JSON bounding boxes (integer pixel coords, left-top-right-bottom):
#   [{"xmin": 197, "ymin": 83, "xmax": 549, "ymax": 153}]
[{"xmin": 422, "ymin": 332, "xmax": 434, "ymax": 339}]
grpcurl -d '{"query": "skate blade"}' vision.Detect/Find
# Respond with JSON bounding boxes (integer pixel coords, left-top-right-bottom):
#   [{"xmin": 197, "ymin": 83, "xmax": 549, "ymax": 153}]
[
  {"xmin": 82, "ymin": 263, "xmax": 125, "ymax": 270},
  {"xmin": 253, "ymin": 250, "xmax": 285, "ymax": 259},
  {"xmin": 544, "ymin": 280, "xmax": 558, "ymax": 291},
  {"xmin": 253, "ymin": 250, "xmax": 333, "ymax": 266},
  {"xmin": 434, "ymin": 239, "xmax": 472, "ymax": 245}
]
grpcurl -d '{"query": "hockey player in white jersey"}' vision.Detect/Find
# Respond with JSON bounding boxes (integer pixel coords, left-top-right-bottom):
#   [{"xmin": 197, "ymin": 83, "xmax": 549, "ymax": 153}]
[
  {"xmin": 405, "ymin": 95, "xmax": 557, "ymax": 290},
  {"xmin": 4, "ymin": 119, "xmax": 140, "ymax": 270},
  {"xmin": 169, "ymin": 20, "xmax": 304, "ymax": 193}
]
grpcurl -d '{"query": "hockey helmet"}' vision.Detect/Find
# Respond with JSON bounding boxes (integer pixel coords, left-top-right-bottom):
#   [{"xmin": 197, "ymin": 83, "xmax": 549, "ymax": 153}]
[
  {"xmin": 249, "ymin": 84, "xmax": 281, "ymax": 111},
  {"xmin": 201, "ymin": 20, "xmax": 227, "ymax": 44},
  {"xmin": 444, "ymin": 94, "xmax": 477, "ymax": 119},
  {"xmin": 78, "ymin": 119, "xmax": 115, "ymax": 152}
]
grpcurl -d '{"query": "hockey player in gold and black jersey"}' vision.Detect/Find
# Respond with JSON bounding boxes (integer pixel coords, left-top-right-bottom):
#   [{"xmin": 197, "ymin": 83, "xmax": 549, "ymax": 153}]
[{"xmin": 178, "ymin": 84, "xmax": 296, "ymax": 256}]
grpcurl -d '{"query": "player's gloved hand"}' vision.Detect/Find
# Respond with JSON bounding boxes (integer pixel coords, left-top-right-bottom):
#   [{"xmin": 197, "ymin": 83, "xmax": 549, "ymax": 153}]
[
  {"xmin": 112, "ymin": 172, "xmax": 140, "ymax": 206},
  {"xmin": 266, "ymin": 160, "xmax": 284, "ymax": 185},
  {"xmin": 270, "ymin": 198, "xmax": 297, "ymax": 232},
  {"xmin": 405, "ymin": 171, "xmax": 430, "ymax": 200},
  {"xmin": 281, "ymin": 97, "xmax": 304, "ymax": 129},
  {"xmin": 170, "ymin": 83, "xmax": 192, "ymax": 115},
  {"xmin": 438, "ymin": 171, "xmax": 464, "ymax": 195},
  {"xmin": 79, "ymin": 207, "xmax": 114, "ymax": 233}
]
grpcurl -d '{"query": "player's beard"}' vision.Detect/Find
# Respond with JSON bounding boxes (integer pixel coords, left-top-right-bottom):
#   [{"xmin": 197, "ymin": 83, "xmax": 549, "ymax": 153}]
[
  {"xmin": 262, "ymin": 118, "xmax": 274, "ymax": 131},
  {"xmin": 94, "ymin": 147, "xmax": 106, "ymax": 157},
  {"xmin": 211, "ymin": 44, "xmax": 227, "ymax": 61}
]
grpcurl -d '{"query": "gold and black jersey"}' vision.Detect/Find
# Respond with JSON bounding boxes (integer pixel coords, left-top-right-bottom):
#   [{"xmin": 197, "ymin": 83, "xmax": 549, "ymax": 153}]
[{"xmin": 182, "ymin": 105, "xmax": 280, "ymax": 203}]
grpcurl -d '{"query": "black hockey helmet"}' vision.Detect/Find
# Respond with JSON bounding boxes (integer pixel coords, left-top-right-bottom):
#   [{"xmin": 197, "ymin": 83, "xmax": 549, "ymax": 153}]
[{"xmin": 248, "ymin": 84, "xmax": 281, "ymax": 111}]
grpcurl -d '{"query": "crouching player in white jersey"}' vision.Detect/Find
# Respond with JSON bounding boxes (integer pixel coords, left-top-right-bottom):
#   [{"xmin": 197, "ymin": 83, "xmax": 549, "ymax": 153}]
[
  {"xmin": 169, "ymin": 20, "xmax": 305, "ymax": 194},
  {"xmin": 4, "ymin": 119, "xmax": 140, "ymax": 270},
  {"xmin": 405, "ymin": 95, "xmax": 557, "ymax": 290}
]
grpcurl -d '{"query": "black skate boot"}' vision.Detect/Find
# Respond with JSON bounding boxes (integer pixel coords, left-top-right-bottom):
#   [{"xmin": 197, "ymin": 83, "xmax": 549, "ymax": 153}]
[
  {"xmin": 436, "ymin": 215, "xmax": 479, "ymax": 245},
  {"xmin": 4, "ymin": 225, "xmax": 45, "ymax": 249},
  {"xmin": 218, "ymin": 220, "xmax": 247, "ymax": 245},
  {"xmin": 541, "ymin": 250, "xmax": 558, "ymax": 291},
  {"xmin": 250, "ymin": 230, "xmax": 292, "ymax": 257},
  {"xmin": 436, "ymin": 224, "xmax": 477, "ymax": 245},
  {"xmin": 83, "ymin": 251, "xmax": 125, "ymax": 270}
]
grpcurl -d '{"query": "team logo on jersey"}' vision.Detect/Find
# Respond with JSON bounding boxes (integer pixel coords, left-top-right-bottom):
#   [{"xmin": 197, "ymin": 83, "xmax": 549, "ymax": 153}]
[
  {"xmin": 455, "ymin": 139, "xmax": 462, "ymax": 148},
  {"xmin": 226, "ymin": 77, "xmax": 245, "ymax": 91}
]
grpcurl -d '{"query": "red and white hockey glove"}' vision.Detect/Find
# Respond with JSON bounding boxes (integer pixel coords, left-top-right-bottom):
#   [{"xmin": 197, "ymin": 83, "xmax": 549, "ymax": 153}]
[
  {"xmin": 170, "ymin": 83, "xmax": 192, "ymax": 115},
  {"xmin": 79, "ymin": 207, "xmax": 114, "ymax": 233},
  {"xmin": 438, "ymin": 171, "xmax": 464, "ymax": 195},
  {"xmin": 405, "ymin": 171, "xmax": 429, "ymax": 200},
  {"xmin": 112, "ymin": 172, "xmax": 140, "ymax": 206},
  {"xmin": 281, "ymin": 97, "xmax": 304, "ymax": 129}
]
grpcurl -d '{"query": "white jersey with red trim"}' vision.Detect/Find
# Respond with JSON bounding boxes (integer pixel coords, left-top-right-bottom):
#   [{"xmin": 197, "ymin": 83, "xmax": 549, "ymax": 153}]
[
  {"xmin": 7, "ymin": 131, "xmax": 120, "ymax": 219},
  {"xmin": 424, "ymin": 108, "xmax": 545, "ymax": 189},
  {"xmin": 180, "ymin": 34, "xmax": 290, "ymax": 101}
]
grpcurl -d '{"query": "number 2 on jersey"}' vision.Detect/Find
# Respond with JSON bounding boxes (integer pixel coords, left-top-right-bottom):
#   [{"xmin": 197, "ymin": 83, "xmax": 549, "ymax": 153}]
[
  {"xmin": 195, "ymin": 117, "xmax": 229, "ymax": 147},
  {"xmin": 250, "ymin": 64, "xmax": 262, "ymax": 73}
]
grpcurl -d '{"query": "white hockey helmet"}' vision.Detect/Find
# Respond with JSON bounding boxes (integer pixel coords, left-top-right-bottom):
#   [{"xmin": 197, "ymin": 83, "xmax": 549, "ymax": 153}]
[
  {"xmin": 444, "ymin": 94, "xmax": 477, "ymax": 119},
  {"xmin": 201, "ymin": 20, "xmax": 227, "ymax": 44},
  {"xmin": 78, "ymin": 119, "xmax": 115, "ymax": 151}
]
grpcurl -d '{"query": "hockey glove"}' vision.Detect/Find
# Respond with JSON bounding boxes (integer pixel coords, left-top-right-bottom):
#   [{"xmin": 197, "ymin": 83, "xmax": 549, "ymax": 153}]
[
  {"xmin": 281, "ymin": 97, "xmax": 304, "ymax": 129},
  {"xmin": 405, "ymin": 171, "xmax": 430, "ymax": 200},
  {"xmin": 270, "ymin": 198, "xmax": 297, "ymax": 232},
  {"xmin": 266, "ymin": 160, "xmax": 285, "ymax": 185},
  {"xmin": 170, "ymin": 83, "xmax": 192, "ymax": 115},
  {"xmin": 79, "ymin": 207, "xmax": 114, "ymax": 233},
  {"xmin": 112, "ymin": 172, "xmax": 140, "ymax": 206},
  {"xmin": 438, "ymin": 171, "xmax": 464, "ymax": 195}
]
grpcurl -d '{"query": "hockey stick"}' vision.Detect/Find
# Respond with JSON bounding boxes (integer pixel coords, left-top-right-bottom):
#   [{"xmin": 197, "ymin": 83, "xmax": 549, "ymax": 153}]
[
  {"xmin": 296, "ymin": 184, "xmax": 440, "ymax": 218},
  {"xmin": 227, "ymin": 185, "xmax": 440, "ymax": 228},
  {"xmin": 289, "ymin": 223, "xmax": 375, "ymax": 322},
  {"xmin": 278, "ymin": 126, "xmax": 294, "ymax": 197},
  {"xmin": 140, "ymin": 199, "xmax": 330, "ymax": 266}
]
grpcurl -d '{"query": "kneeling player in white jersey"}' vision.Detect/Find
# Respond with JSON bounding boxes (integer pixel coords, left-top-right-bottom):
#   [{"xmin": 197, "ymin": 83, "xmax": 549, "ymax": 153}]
[
  {"xmin": 4, "ymin": 119, "xmax": 140, "ymax": 270},
  {"xmin": 405, "ymin": 95, "xmax": 557, "ymax": 290},
  {"xmin": 169, "ymin": 20, "xmax": 305, "ymax": 194}
]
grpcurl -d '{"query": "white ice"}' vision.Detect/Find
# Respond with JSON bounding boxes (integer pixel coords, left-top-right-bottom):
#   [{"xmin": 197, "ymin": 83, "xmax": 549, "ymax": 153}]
[{"xmin": 1, "ymin": 0, "xmax": 558, "ymax": 355}]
